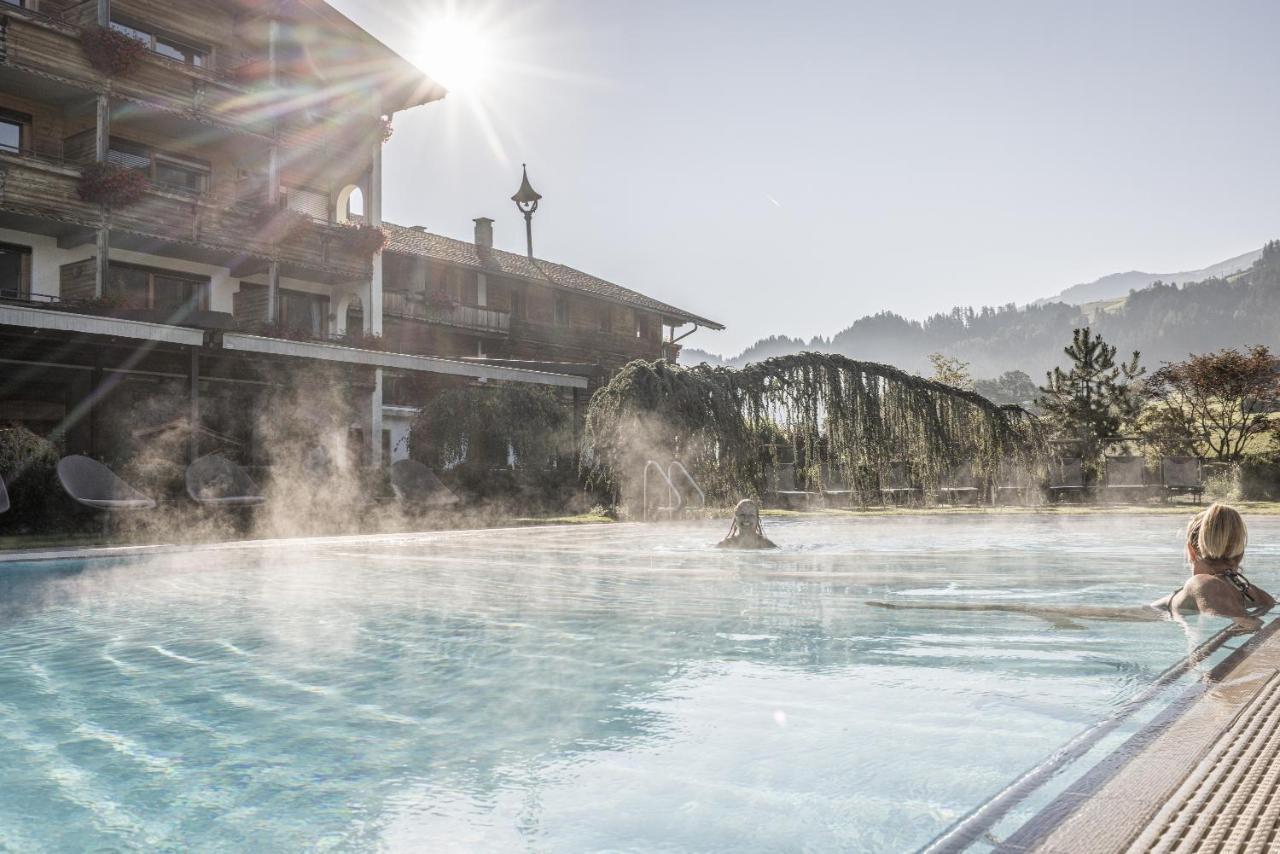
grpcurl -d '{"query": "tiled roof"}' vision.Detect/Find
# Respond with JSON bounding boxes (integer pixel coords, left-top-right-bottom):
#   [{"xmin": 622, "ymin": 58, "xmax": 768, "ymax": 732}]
[{"xmin": 382, "ymin": 222, "xmax": 723, "ymax": 330}]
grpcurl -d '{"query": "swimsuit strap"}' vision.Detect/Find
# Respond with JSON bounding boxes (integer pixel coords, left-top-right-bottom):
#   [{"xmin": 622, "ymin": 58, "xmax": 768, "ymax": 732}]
[{"xmin": 1222, "ymin": 569, "xmax": 1257, "ymax": 603}]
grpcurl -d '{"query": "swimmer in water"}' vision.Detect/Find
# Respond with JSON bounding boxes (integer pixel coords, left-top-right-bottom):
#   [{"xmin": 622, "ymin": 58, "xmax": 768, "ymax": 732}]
[
  {"xmin": 868, "ymin": 503, "xmax": 1274, "ymax": 630},
  {"xmin": 717, "ymin": 499, "xmax": 777, "ymax": 550},
  {"xmin": 1150, "ymin": 502, "xmax": 1275, "ymax": 629}
]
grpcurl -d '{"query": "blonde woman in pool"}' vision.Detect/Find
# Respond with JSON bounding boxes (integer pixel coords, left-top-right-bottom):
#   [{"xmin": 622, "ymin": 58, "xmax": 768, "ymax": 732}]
[
  {"xmin": 717, "ymin": 499, "xmax": 777, "ymax": 550},
  {"xmin": 1150, "ymin": 503, "xmax": 1275, "ymax": 628},
  {"xmin": 868, "ymin": 503, "xmax": 1274, "ymax": 630}
]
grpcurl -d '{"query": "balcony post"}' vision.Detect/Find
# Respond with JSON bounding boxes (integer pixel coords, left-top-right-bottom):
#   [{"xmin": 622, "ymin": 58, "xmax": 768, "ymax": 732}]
[
  {"xmin": 93, "ymin": 93, "xmax": 110, "ymax": 297},
  {"xmin": 266, "ymin": 261, "xmax": 279, "ymax": 323},
  {"xmin": 96, "ymin": 0, "xmax": 109, "ymax": 26}
]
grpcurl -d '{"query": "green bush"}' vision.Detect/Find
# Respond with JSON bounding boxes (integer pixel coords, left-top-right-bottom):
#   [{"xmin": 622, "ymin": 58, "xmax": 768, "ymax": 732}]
[{"xmin": 0, "ymin": 424, "xmax": 64, "ymax": 533}]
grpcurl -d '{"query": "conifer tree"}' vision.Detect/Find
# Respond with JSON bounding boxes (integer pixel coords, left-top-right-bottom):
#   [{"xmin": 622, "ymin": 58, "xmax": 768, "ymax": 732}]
[{"xmin": 1037, "ymin": 327, "xmax": 1144, "ymax": 443}]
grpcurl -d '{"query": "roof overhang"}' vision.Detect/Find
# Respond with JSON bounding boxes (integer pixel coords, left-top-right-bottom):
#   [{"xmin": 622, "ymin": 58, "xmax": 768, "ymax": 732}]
[{"xmin": 0, "ymin": 305, "xmax": 588, "ymax": 389}]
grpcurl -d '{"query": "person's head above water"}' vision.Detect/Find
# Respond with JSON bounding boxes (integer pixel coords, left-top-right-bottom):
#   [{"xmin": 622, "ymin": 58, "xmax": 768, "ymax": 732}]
[
  {"xmin": 1186, "ymin": 502, "xmax": 1248, "ymax": 573},
  {"xmin": 727, "ymin": 496, "xmax": 762, "ymax": 537}
]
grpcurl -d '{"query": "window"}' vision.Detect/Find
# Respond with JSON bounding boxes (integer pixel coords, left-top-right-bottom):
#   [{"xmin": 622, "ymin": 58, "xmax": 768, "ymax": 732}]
[
  {"xmin": 510, "ymin": 288, "xmax": 524, "ymax": 320},
  {"xmin": 153, "ymin": 154, "xmax": 209, "ymax": 193},
  {"xmin": 598, "ymin": 304, "xmax": 612, "ymax": 333},
  {"xmin": 554, "ymin": 295, "xmax": 569, "ymax": 326},
  {"xmin": 284, "ymin": 185, "xmax": 330, "ymax": 221},
  {"xmin": 0, "ymin": 109, "xmax": 29, "ymax": 155},
  {"xmin": 107, "ymin": 137, "xmax": 151, "ymax": 172},
  {"xmin": 111, "ymin": 19, "xmax": 208, "ymax": 67},
  {"xmin": 278, "ymin": 289, "xmax": 329, "ymax": 337},
  {"xmin": 0, "ymin": 243, "xmax": 32, "ymax": 299},
  {"xmin": 636, "ymin": 313, "xmax": 652, "ymax": 340},
  {"xmin": 106, "ymin": 265, "xmax": 207, "ymax": 312}
]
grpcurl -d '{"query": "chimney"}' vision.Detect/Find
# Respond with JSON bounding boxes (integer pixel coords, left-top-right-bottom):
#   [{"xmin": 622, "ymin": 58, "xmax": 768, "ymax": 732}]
[{"xmin": 473, "ymin": 217, "xmax": 494, "ymax": 248}]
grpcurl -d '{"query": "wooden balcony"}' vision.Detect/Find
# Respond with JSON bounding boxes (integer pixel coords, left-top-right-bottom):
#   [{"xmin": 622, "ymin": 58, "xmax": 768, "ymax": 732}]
[
  {"xmin": 0, "ymin": 10, "xmax": 274, "ymax": 137},
  {"xmin": 383, "ymin": 291, "xmax": 510, "ymax": 335},
  {"xmin": 509, "ymin": 319, "xmax": 663, "ymax": 362},
  {"xmin": 0, "ymin": 152, "xmax": 371, "ymax": 280}
]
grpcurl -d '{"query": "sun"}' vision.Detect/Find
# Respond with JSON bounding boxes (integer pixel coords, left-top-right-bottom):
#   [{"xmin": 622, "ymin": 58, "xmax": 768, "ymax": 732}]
[{"xmin": 413, "ymin": 11, "xmax": 498, "ymax": 95}]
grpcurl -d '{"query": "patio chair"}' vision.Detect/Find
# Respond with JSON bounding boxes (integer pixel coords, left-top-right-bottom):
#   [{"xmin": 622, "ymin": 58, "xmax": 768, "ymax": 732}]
[
  {"xmin": 880, "ymin": 460, "xmax": 921, "ymax": 505},
  {"xmin": 995, "ymin": 459, "xmax": 1033, "ymax": 505},
  {"xmin": 766, "ymin": 461, "xmax": 819, "ymax": 509},
  {"xmin": 938, "ymin": 462, "xmax": 979, "ymax": 504},
  {"xmin": 1103, "ymin": 455, "xmax": 1147, "ymax": 502},
  {"xmin": 820, "ymin": 463, "xmax": 856, "ymax": 507},
  {"xmin": 56, "ymin": 455, "xmax": 156, "ymax": 512},
  {"xmin": 1047, "ymin": 457, "xmax": 1087, "ymax": 502},
  {"xmin": 185, "ymin": 453, "xmax": 266, "ymax": 507},
  {"xmin": 390, "ymin": 459, "xmax": 460, "ymax": 508},
  {"xmin": 1161, "ymin": 457, "xmax": 1204, "ymax": 504}
]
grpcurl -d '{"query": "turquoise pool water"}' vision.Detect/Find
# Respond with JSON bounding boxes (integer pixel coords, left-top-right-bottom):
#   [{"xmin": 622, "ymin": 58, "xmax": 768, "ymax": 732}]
[{"xmin": 0, "ymin": 515, "xmax": 1268, "ymax": 852}]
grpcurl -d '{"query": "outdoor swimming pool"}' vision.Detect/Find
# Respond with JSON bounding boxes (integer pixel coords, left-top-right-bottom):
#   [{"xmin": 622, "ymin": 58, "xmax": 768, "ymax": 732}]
[{"xmin": 0, "ymin": 515, "xmax": 1269, "ymax": 852}]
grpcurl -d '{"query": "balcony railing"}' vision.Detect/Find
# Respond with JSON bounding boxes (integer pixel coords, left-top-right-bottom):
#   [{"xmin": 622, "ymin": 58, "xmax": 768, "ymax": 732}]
[
  {"xmin": 509, "ymin": 318, "xmax": 663, "ymax": 359},
  {"xmin": 0, "ymin": 152, "xmax": 372, "ymax": 279},
  {"xmin": 0, "ymin": 11, "xmax": 272, "ymax": 136},
  {"xmin": 383, "ymin": 291, "xmax": 510, "ymax": 335}
]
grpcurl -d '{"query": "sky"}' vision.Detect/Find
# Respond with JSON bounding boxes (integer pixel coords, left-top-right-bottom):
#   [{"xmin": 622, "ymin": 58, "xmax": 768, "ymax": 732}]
[{"xmin": 333, "ymin": 0, "xmax": 1280, "ymax": 357}]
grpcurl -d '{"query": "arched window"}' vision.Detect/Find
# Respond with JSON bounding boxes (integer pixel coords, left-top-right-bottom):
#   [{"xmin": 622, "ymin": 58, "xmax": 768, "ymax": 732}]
[{"xmin": 335, "ymin": 184, "xmax": 365, "ymax": 223}]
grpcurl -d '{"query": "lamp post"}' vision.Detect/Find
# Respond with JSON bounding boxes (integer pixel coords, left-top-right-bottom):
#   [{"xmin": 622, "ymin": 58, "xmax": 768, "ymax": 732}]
[{"xmin": 511, "ymin": 163, "xmax": 542, "ymax": 259}]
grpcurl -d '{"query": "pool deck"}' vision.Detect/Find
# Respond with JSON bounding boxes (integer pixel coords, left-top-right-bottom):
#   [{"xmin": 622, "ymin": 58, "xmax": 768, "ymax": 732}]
[{"xmin": 1001, "ymin": 618, "xmax": 1280, "ymax": 853}]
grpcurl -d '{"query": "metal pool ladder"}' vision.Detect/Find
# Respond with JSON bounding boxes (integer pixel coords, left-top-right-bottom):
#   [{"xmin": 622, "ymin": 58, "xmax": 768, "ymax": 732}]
[{"xmin": 641, "ymin": 460, "xmax": 705, "ymax": 521}]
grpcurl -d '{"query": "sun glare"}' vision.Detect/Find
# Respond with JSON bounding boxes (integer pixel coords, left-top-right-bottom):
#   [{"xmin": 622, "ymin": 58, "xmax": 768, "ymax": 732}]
[{"xmin": 414, "ymin": 12, "xmax": 497, "ymax": 94}]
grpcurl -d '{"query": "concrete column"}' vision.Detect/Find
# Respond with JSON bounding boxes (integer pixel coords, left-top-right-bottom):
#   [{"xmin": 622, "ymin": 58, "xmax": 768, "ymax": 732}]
[
  {"xmin": 96, "ymin": 0, "xmax": 109, "ymax": 26},
  {"xmin": 266, "ymin": 261, "xmax": 279, "ymax": 322},
  {"xmin": 370, "ymin": 368, "xmax": 383, "ymax": 469},
  {"xmin": 367, "ymin": 105, "xmax": 384, "ymax": 336},
  {"xmin": 477, "ymin": 272, "xmax": 488, "ymax": 307},
  {"xmin": 189, "ymin": 349, "xmax": 200, "ymax": 462}
]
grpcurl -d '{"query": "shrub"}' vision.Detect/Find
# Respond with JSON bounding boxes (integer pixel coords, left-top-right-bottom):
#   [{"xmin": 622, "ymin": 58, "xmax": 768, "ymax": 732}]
[
  {"xmin": 0, "ymin": 424, "xmax": 64, "ymax": 533},
  {"xmin": 378, "ymin": 117, "xmax": 394, "ymax": 143},
  {"xmin": 77, "ymin": 163, "xmax": 150, "ymax": 207},
  {"xmin": 80, "ymin": 26, "xmax": 148, "ymax": 77}
]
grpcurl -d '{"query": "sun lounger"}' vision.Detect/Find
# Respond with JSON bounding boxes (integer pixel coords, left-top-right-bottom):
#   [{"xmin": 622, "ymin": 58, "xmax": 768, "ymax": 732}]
[
  {"xmin": 1161, "ymin": 457, "xmax": 1204, "ymax": 504},
  {"xmin": 995, "ymin": 460, "xmax": 1033, "ymax": 505},
  {"xmin": 1048, "ymin": 457, "xmax": 1087, "ymax": 502},
  {"xmin": 938, "ymin": 462, "xmax": 980, "ymax": 504},
  {"xmin": 56, "ymin": 455, "xmax": 156, "ymax": 511},
  {"xmin": 880, "ymin": 460, "xmax": 921, "ymax": 505},
  {"xmin": 186, "ymin": 453, "xmax": 266, "ymax": 507},
  {"xmin": 1103, "ymin": 455, "xmax": 1147, "ymax": 502},
  {"xmin": 390, "ymin": 459, "xmax": 460, "ymax": 508},
  {"xmin": 766, "ymin": 461, "xmax": 819, "ymax": 509}
]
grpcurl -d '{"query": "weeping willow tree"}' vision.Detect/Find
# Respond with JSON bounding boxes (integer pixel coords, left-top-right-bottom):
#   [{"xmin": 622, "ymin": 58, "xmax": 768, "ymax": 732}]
[
  {"xmin": 409, "ymin": 383, "xmax": 573, "ymax": 472},
  {"xmin": 584, "ymin": 353, "xmax": 1041, "ymax": 506}
]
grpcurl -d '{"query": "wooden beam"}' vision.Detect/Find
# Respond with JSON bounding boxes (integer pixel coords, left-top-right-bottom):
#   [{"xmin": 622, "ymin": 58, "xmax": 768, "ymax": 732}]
[
  {"xmin": 94, "ymin": 227, "xmax": 109, "ymax": 298},
  {"xmin": 57, "ymin": 228, "xmax": 97, "ymax": 250}
]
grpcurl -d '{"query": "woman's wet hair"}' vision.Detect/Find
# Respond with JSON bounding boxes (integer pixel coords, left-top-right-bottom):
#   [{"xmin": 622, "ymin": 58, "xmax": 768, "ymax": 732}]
[
  {"xmin": 726, "ymin": 498, "xmax": 765, "ymax": 539},
  {"xmin": 1187, "ymin": 502, "xmax": 1248, "ymax": 570}
]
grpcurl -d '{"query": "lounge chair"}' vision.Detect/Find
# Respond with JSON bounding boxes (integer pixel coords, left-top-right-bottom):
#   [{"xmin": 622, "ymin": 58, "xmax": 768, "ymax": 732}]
[
  {"xmin": 880, "ymin": 460, "xmax": 921, "ymax": 505},
  {"xmin": 820, "ymin": 463, "xmax": 856, "ymax": 507},
  {"xmin": 938, "ymin": 462, "xmax": 979, "ymax": 504},
  {"xmin": 995, "ymin": 460, "xmax": 1033, "ymax": 505},
  {"xmin": 390, "ymin": 459, "xmax": 460, "ymax": 508},
  {"xmin": 766, "ymin": 461, "xmax": 819, "ymax": 509},
  {"xmin": 1048, "ymin": 457, "xmax": 1087, "ymax": 502},
  {"xmin": 186, "ymin": 453, "xmax": 266, "ymax": 507},
  {"xmin": 1162, "ymin": 457, "xmax": 1204, "ymax": 504},
  {"xmin": 56, "ymin": 455, "xmax": 156, "ymax": 511},
  {"xmin": 0, "ymin": 476, "xmax": 8, "ymax": 514},
  {"xmin": 1103, "ymin": 455, "xmax": 1147, "ymax": 502}
]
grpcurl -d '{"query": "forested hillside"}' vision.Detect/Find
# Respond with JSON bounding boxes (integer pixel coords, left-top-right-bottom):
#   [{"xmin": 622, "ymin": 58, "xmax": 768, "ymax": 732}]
[{"xmin": 684, "ymin": 240, "xmax": 1280, "ymax": 379}]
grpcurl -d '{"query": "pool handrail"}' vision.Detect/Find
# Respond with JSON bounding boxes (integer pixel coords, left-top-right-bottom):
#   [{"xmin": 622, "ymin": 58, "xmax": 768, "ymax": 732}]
[
  {"xmin": 642, "ymin": 460, "xmax": 682, "ymax": 521},
  {"xmin": 919, "ymin": 620, "xmax": 1243, "ymax": 854},
  {"xmin": 667, "ymin": 461, "xmax": 705, "ymax": 510}
]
